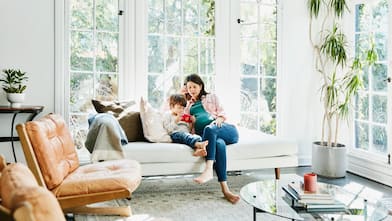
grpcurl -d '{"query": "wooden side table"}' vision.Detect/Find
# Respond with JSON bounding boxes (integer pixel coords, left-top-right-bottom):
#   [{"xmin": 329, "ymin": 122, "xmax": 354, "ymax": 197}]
[{"xmin": 0, "ymin": 105, "xmax": 44, "ymax": 162}]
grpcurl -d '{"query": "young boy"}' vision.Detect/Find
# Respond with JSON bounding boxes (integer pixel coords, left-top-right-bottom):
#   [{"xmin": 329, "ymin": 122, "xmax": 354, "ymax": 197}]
[{"xmin": 163, "ymin": 94, "xmax": 208, "ymax": 157}]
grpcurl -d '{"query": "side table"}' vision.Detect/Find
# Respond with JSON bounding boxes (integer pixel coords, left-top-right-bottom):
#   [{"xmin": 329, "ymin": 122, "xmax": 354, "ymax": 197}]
[{"xmin": 0, "ymin": 105, "xmax": 44, "ymax": 162}]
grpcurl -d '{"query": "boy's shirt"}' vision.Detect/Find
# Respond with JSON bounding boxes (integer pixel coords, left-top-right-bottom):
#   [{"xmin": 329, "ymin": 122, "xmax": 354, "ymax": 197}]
[{"xmin": 162, "ymin": 111, "xmax": 190, "ymax": 134}]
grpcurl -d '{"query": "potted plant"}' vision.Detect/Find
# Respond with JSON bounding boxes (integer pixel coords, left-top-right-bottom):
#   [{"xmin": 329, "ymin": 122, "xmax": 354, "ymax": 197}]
[
  {"xmin": 307, "ymin": 0, "xmax": 377, "ymax": 177},
  {"xmin": 0, "ymin": 69, "xmax": 28, "ymax": 108}
]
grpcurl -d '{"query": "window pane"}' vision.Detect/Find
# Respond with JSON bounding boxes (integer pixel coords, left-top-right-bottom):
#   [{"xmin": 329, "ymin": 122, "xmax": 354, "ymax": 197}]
[
  {"xmin": 241, "ymin": 77, "xmax": 258, "ymax": 112},
  {"xmin": 372, "ymin": 63, "xmax": 387, "ymax": 92},
  {"xmin": 240, "ymin": 113, "xmax": 258, "ymax": 130},
  {"xmin": 70, "ymin": 31, "xmax": 94, "ymax": 71},
  {"xmin": 69, "ymin": 114, "xmax": 89, "ymax": 148},
  {"xmin": 375, "ymin": 32, "xmax": 387, "ymax": 61},
  {"xmin": 96, "ymin": 32, "xmax": 119, "ymax": 72},
  {"xmin": 148, "ymin": 35, "xmax": 164, "ymax": 73},
  {"xmin": 148, "ymin": 75, "xmax": 164, "ymax": 109},
  {"xmin": 372, "ymin": 125, "xmax": 387, "ymax": 154},
  {"xmin": 166, "ymin": 37, "xmax": 181, "ymax": 74},
  {"xmin": 260, "ymin": 114, "xmax": 276, "ymax": 135},
  {"xmin": 355, "ymin": 93, "xmax": 369, "ymax": 120},
  {"xmin": 241, "ymin": 39, "xmax": 258, "ymax": 76},
  {"xmin": 166, "ymin": 0, "xmax": 182, "ymax": 35},
  {"xmin": 70, "ymin": 73, "xmax": 94, "ymax": 112},
  {"xmin": 372, "ymin": 95, "xmax": 387, "ymax": 123},
  {"xmin": 70, "ymin": 0, "xmax": 93, "ymax": 29},
  {"xmin": 200, "ymin": 0, "xmax": 215, "ymax": 36},
  {"xmin": 183, "ymin": 37, "xmax": 198, "ymax": 74},
  {"xmin": 259, "ymin": 23, "xmax": 276, "ymax": 42},
  {"xmin": 355, "ymin": 4, "xmax": 371, "ymax": 32},
  {"xmin": 261, "ymin": 78, "xmax": 276, "ymax": 112},
  {"xmin": 148, "ymin": 0, "xmax": 165, "ymax": 33},
  {"xmin": 96, "ymin": 0, "xmax": 118, "ymax": 31},
  {"xmin": 260, "ymin": 42, "xmax": 277, "ymax": 76},
  {"xmin": 184, "ymin": 0, "xmax": 199, "ymax": 36},
  {"xmin": 355, "ymin": 33, "xmax": 370, "ymax": 60},
  {"xmin": 373, "ymin": 0, "xmax": 388, "ymax": 31},
  {"xmin": 259, "ymin": 5, "xmax": 276, "ymax": 24},
  {"xmin": 200, "ymin": 38, "xmax": 215, "ymax": 75},
  {"xmin": 240, "ymin": 2, "xmax": 258, "ymax": 24},
  {"xmin": 95, "ymin": 74, "xmax": 118, "ymax": 101},
  {"xmin": 355, "ymin": 121, "xmax": 369, "ymax": 150}
]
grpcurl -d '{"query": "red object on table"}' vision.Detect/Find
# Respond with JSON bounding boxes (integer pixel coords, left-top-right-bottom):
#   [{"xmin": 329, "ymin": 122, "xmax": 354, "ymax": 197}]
[{"xmin": 304, "ymin": 173, "xmax": 317, "ymax": 193}]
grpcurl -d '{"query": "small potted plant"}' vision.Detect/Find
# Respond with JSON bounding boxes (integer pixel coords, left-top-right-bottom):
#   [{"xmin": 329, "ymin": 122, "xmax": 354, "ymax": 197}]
[{"xmin": 0, "ymin": 69, "xmax": 28, "ymax": 108}]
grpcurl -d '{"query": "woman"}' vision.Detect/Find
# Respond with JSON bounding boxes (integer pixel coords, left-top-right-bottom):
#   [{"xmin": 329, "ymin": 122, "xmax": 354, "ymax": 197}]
[{"xmin": 184, "ymin": 74, "xmax": 240, "ymax": 204}]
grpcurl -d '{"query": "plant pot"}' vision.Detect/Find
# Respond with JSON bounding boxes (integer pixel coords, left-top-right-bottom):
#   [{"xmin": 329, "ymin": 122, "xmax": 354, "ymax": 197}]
[
  {"xmin": 7, "ymin": 93, "xmax": 25, "ymax": 108},
  {"xmin": 312, "ymin": 141, "xmax": 347, "ymax": 178}
]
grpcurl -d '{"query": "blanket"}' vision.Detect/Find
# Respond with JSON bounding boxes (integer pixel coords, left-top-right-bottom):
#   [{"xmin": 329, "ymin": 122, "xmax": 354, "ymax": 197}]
[{"xmin": 85, "ymin": 113, "xmax": 128, "ymax": 162}]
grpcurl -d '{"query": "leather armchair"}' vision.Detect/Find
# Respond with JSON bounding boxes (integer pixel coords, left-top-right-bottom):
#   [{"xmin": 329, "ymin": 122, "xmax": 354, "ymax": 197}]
[
  {"xmin": 0, "ymin": 155, "xmax": 65, "ymax": 221},
  {"xmin": 16, "ymin": 113, "xmax": 142, "ymax": 216}
]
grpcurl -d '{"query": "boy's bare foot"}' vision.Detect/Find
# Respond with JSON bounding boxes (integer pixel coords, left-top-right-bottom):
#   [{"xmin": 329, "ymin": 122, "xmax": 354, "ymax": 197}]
[
  {"xmin": 193, "ymin": 148, "xmax": 207, "ymax": 157},
  {"xmin": 193, "ymin": 141, "xmax": 208, "ymax": 157},
  {"xmin": 223, "ymin": 191, "xmax": 240, "ymax": 204},
  {"xmin": 193, "ymin": 169, "xmax": 213, "ymax": 184}
]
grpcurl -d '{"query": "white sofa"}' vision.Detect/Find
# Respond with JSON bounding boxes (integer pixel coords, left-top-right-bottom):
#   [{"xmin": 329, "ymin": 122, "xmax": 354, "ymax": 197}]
[{"xmin": 121, "ymin": 127, "xmax": 298, "ymax": 178}]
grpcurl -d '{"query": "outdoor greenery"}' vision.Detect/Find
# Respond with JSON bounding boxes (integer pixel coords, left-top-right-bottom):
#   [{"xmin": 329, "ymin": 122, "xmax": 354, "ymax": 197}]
[
  {"xmin": 308, "ymin": 0, "xmax": 378, "ymax": 147},
  {"xmin": 0, "ymin": 69, "xmax": 28, "ymax": 93}
]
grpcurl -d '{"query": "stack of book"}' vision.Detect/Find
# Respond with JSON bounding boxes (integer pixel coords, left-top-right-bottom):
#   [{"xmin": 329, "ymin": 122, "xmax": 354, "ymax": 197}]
[{"xmin": 282, "ymin": 181, "xmax": 346, "ymax": 212}]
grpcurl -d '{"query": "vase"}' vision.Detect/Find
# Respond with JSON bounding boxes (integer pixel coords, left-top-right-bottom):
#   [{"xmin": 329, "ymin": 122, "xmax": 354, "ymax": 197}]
[
  {"xmin": 7, "ymin": 93, "xmax": 25, "ymax": 108},
  {"xmin": 312, "ymin": 141, "xmax": 347, "ymax": 178}
]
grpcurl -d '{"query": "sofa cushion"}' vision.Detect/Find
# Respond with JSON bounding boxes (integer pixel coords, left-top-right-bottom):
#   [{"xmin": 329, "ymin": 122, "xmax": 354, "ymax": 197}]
[
  {"xmin": 25, "ymin": 114, "xmax": 80, "ymax": 190},
  {"xmin": 92, "ymin": 99, "xmax": 146, "ymax": 141},
  {"xmin": 139, "ymin": 98, "xmax": 171, "ymax": 143}
]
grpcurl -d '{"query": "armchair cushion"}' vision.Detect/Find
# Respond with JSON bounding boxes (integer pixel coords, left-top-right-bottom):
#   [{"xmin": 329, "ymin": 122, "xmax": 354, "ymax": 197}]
[{"xmin": 24, "ymin": 114, "xmax": 79, "ymax": 190}]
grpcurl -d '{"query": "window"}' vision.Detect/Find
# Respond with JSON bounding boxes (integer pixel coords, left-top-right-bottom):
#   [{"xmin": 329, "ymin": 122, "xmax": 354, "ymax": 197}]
[
  {"xmin": 353, "ymin": 0, "xmax": 389, "ymax": 156},
  {"xmin": 146, "ymin": 0, "xmax": 215, "ymax": 109},
  {"xmin": 239, "ymin": 0, "xmax": 278, "ymax": 134},
  {"xmin": 68, "ymin": 0, "xmax": 121, "ymax": 147}
]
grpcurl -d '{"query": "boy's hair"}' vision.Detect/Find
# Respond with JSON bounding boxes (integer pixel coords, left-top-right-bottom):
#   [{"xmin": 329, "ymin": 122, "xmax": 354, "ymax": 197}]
[{"xmin": 169, "ymin": 94, "xmax": 187, "ymax": 107}]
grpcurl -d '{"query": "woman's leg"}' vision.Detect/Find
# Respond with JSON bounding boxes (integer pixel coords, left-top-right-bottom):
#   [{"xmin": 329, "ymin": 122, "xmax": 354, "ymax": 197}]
[
  {"xmin": 216, "ymin": 123, "xmax": 239, "ymax": 145},
  {"xmin": 220, "ymin": 181, "xmax": 240, "ymax": 204},
  {"xmin": 194, "ymin": 125, "xmax": 218, "ymax": 184}
]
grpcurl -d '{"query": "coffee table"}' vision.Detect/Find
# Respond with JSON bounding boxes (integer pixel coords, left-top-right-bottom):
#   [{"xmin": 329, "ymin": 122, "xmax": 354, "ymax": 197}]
[{"xmin": 240, "ymin": 179, "xmax": 389, "ymax": 221}]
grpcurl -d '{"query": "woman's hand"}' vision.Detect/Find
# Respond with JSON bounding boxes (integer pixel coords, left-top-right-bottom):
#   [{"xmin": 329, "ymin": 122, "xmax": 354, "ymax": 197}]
[{"xmin": 214, "ymin": 116, "xmax": 224, "ymax": 127}]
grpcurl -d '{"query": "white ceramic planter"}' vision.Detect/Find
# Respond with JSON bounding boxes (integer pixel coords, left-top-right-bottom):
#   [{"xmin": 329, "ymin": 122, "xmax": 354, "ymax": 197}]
[
  {"xmin": 312, "ymin": 141, "xmax": 347, "ymax": 178},
  {"xmin": 7, "ymin": 93, "xmax": 25, "ymax": 108}
]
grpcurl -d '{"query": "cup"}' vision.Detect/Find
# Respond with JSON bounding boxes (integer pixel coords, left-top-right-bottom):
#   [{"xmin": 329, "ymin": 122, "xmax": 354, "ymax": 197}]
[{"xmin": 303, "ymin": 173, "xmax": 317, "ymax": 193}]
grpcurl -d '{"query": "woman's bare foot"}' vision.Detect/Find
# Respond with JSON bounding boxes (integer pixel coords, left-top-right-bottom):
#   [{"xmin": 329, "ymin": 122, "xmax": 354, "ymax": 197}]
[
  {"xmin": 223, "ymin": 191, "xmax": 240, "ymax": 204},
  {"xmin": 193, "ymin": 141, "xmax": 208, "ymax": 157},
  {"xmin": 193, "ymin": 168, "xmax": 213, "ymax": 184}
]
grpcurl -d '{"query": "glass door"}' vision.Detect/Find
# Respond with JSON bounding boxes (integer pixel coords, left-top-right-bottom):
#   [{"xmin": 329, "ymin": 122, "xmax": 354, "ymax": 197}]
[{"xmin": 353, "ymin": 0, "xmax": 390, "ymax": 160}]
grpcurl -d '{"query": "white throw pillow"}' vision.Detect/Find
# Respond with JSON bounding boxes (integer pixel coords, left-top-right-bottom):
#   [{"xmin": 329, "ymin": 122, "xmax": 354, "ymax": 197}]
[{"xmin": 139, "ymin": 97, "xmax": 172, "ymax": 143}]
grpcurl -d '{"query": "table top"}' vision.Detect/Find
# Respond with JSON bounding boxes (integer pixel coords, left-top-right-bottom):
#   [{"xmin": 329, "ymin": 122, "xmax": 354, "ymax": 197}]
[
  {"xmin": 0, "ymin": 105, "xmax": 44, "ymax": 113},
  {"xmin": 240, "ymin": 179, "xmax": 389, "ymax": 221}
]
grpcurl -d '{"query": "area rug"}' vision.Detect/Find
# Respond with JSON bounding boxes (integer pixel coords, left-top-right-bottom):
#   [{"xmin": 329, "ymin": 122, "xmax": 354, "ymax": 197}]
[{"xmin": 74, "ymin": 172, "xmax": 318, "ymax": 221}]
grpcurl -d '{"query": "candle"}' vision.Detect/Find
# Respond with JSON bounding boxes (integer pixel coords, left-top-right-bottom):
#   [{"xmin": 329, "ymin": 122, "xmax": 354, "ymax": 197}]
[{"xmin": 304, "ymin": 173, "xmax": 317, "ymax": 193}]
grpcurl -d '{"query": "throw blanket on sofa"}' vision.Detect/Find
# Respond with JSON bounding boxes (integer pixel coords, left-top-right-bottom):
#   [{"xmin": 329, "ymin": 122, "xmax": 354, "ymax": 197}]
[{"xmin": 85, "ymin": 113, "xmax": 128, "ymax": 162}]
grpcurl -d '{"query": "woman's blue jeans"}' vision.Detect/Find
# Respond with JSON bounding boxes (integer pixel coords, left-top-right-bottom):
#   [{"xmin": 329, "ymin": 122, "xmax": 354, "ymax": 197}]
[{"xmin": 202, "ymin": 123, "xmax": 239, "ymax": 182}]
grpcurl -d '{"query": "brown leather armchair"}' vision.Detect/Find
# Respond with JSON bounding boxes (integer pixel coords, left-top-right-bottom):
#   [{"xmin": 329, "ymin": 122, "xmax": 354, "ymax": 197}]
[
  {"xmin": 0, "ymin": 155, "xmax": 65, "ymax": 221},
  {"xmin": 16, "ymin": 113, "xmax": 142, "ymax": 216}
]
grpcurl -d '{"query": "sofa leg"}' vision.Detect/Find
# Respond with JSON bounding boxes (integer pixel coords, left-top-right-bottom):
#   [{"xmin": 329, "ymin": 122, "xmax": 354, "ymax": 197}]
[{"xmin": 274, "ymin": 168, "xmax": 280, "ymax": 180}]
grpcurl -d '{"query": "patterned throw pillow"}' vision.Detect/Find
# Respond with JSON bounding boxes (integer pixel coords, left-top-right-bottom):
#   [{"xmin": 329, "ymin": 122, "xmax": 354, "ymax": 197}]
[{"xmin": 139, "ymin": 97, "xmax": 172, "ymax": 143}]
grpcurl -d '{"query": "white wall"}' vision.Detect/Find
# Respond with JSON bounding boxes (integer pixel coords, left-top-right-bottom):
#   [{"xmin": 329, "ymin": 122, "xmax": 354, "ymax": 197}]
[
  {"xmin": 0, "ymin": 0, "xmax": 55, "ymax": 163},
  {"xmin": 279, "ymin": 0, "xmax": 322, "ymax": 165},
  {"xmin": 0, "ymin": 0, "xmax": 324, "ymax": 165}
]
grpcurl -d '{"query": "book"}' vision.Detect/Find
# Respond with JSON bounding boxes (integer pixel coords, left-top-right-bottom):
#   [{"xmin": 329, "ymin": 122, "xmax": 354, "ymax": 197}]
[
  {"xmin": 288, "ymin": 181, "xmax": 334, "ymax": 200},
  {"xmin": 305, "ymin": 202, "xmax": 346, "ymax": 212}
]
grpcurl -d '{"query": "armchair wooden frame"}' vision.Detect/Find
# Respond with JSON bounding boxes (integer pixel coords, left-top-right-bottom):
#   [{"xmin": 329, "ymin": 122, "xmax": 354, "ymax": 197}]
[{"xmin": 16, "ymin": 123, "xmax": 133, "ymax": 216}]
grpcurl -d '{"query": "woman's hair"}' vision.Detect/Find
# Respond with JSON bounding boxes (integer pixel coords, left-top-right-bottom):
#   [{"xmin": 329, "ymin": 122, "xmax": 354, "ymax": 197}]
[
  {"xmin": 169, "ymin": 94, "xmax": 187, "ymax": 107},
  {"xmin": 184, "ymin": 74, "xmax": 208, "ymax": 100}
]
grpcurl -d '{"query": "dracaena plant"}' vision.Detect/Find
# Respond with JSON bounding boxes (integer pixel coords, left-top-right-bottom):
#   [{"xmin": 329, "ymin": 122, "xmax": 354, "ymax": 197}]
[
  {"xmin": 308, "ymin": 0, "xmax": 377, "ymax": 147},
  {"xmin": 0, "ymin": 69, "xmax": 28, "ymax": 93}
]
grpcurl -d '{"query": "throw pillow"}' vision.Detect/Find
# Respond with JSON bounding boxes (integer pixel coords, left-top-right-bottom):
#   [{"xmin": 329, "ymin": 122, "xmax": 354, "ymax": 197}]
[
  {"xmin": 92, "ymin": 99, "xmax": 135, "ymax": 117},
  {"xmin": 117, "ymin": 108, "xmax": 146, "ymax": 142},
  {"xmin": 139, "ymin": 97, "xmax": 172, "ymax": 143},
  {"xmin": 91, "ymin": 99, "xmax": 146, "ymax": 142}
]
